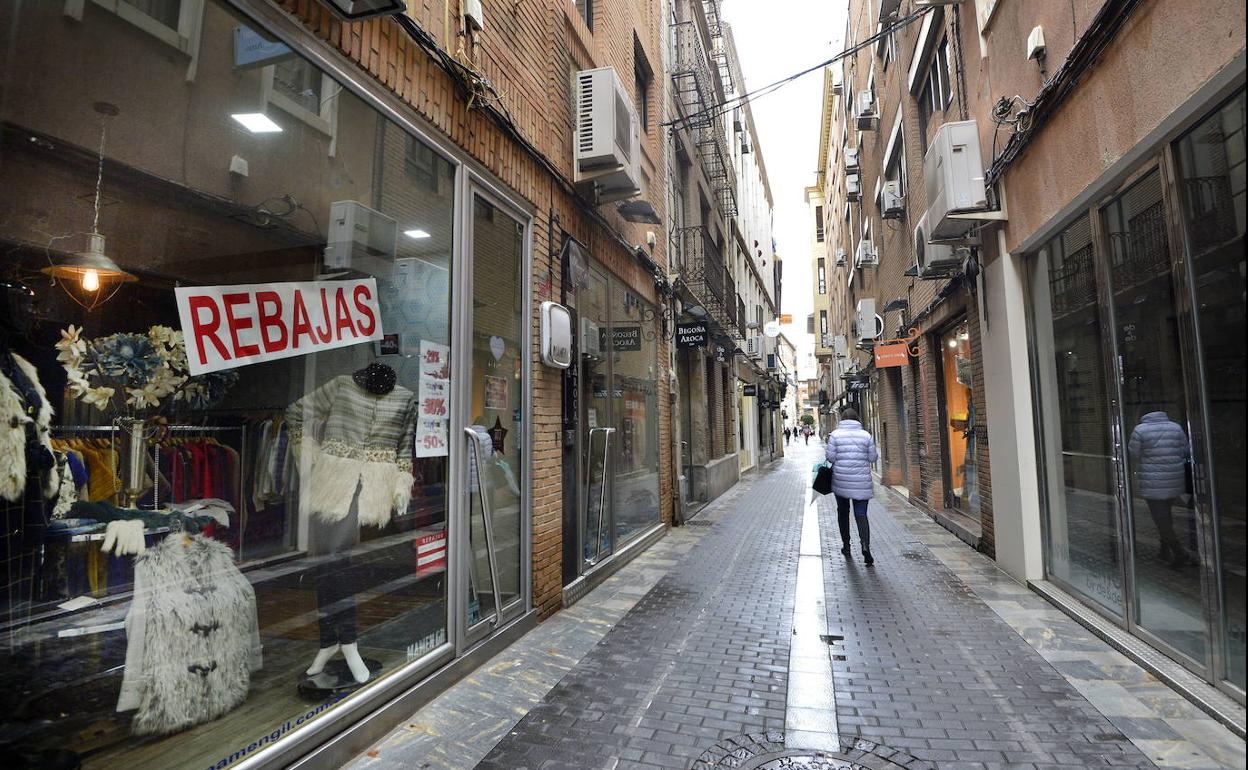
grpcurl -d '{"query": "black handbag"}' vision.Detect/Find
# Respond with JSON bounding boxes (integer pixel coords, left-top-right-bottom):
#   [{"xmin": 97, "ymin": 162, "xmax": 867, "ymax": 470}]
[{"xmin": 812, "ymin": 464, "xmax": 834, "ymax": 496}]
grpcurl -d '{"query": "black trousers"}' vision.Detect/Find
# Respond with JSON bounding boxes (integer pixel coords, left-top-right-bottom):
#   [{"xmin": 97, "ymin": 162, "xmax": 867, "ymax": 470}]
[{"xmin": 834, "ymin": 495, "xmax": 870, "ymax": 551}]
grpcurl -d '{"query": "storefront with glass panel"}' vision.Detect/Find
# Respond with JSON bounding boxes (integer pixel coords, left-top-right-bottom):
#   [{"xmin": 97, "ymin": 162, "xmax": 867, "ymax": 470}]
[
  {"xmin": 564, "ymin": 261, "xmax": 662, "ymax": 584},
  {"xmin": 1026, "ymin": 89, "xmax": 1245, "ymax": 699},
  {"xmin": 0, "ymin": 0, "xmax": 532, "ymax": 766}
]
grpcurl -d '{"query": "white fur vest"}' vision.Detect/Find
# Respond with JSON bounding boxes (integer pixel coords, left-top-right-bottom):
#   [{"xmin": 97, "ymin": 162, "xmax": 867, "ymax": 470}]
[
  {"xmin": 117, "ymin": 534, "xmax": 262, "ymax": 736},
  {"xmin": 0, "ymin": 352, "xmax": 58, "ymax": 503}
]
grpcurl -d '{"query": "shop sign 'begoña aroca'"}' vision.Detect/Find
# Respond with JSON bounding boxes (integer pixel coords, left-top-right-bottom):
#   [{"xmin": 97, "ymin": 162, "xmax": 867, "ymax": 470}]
[{"xmin": 175, "ymin": 279, "xmax": 384, "ymax": 376}]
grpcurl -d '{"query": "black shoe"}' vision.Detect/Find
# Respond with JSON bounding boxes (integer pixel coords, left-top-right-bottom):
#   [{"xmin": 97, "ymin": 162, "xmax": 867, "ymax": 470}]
[
  {"xmin": 862, "ymin": 550, "xmax": 874, "ymax": 566},
  {"xmin": 841, "ymin": 545, "xmax": 852, "ymax": 557}
]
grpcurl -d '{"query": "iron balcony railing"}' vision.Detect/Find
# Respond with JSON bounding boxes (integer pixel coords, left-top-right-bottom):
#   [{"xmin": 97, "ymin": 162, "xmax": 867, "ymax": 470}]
[
  {"xmin": 675, "ymin": 225, "xmax": 735, "ymax": 335},
  {"xmin": 670, "ymin": 19, "xmax": 738, "ymax": 218}
]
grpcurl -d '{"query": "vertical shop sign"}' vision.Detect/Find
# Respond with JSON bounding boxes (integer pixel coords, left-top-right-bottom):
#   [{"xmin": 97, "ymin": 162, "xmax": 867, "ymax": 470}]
[
  {"xmin": 416, "ymin": 340, "xmax": 450, "ymax": 457},
  {"xmin": 175, "ymin": 279, "xmax": 383, "ymax": 376}
]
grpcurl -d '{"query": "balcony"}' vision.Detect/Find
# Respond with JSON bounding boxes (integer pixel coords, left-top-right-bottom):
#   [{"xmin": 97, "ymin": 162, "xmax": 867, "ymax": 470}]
[
  {"xmin": 670, "ymin": 18, "xmax": 738, "ymax": 218},
  {"xmin": 675, "ymin": 225, "xmax": 738, "ymax": 337}
]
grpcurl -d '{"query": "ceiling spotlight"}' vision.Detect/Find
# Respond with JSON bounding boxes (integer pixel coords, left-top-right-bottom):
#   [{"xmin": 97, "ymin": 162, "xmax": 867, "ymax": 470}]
[
  {"xmin": 231, "ymin": 113, "xmax": 283, "ymax": 133},
  {"xmin": 404, "ymin": 229, "xmax": 432, "ymax": 239},
  {"xmin": 321, "ymin": 0, "xmax": 407, "ymax": 20}
]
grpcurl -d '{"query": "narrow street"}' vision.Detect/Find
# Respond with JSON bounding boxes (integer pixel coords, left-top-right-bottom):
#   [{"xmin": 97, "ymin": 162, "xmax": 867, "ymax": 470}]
[{"xmin": 350, "ymin": 445, "xmax": 1243, "ymax": 770}]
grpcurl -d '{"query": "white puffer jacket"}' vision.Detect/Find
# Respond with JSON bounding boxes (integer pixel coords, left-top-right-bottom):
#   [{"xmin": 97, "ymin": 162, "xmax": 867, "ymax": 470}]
[
  {"xmin": 1127, "ymin": 411, "xmax": 1188, "ymax": 500},
  {"xmin": 825, "ymin": 419, "xmax": 878, "ymax": 500}
]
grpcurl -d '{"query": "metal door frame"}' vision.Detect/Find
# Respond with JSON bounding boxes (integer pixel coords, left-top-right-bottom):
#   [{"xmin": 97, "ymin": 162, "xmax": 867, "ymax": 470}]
[
  {"xmin": 456, "ymin": 180, "xmax": 532, "ymax": 652},
  {"xmin": 576, "ymin": 266, "xmax": 617, "ymax": 573},
  {"xmin": 1091, "ymin": 159, "xmax": 1215, "ymax": 679}
]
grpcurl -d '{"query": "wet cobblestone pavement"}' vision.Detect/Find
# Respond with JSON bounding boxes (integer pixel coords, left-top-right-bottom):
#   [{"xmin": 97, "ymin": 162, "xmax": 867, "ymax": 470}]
[{"xmin": 350, "ymin": 445, "xmax": 1245, "ymax": 770}]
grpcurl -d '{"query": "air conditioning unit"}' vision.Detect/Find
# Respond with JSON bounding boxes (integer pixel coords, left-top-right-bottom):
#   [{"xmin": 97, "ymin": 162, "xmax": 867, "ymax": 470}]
[
  {"xmin": 834, "ymin": 248, "xmax": 847, "ymax": 267},
  {"xmin": 844, "ymin": 146, "xmax": 859, "ymax": 172},
  {"xmin": 855, "ymin": 298, "xmax": 881, "ymax": 342},
  {"xmin": 914, "ymin": 211, "xmax": 970, "ymax": 278},
  {"xmin": 833, "ymin": 334, "xmax": 848, "ymax": 358},
  {"xmin": 922, "ymin": 120, "xmax": 988, "ymax": 241},
  {"xmin": 846, "ymin": 173, "xmax": 861, "ymax": 202},
  {"xmin": 855, "ymin": 240, "xmax": 879, "ymax": 267},
  {"xmin": 883, "ymin": 180, "xmax": 905, "ymax": 219},
  {"xmin": 745, "ymin": 336, "xmax": 764, "ymax": 358},
  {"xmin": 326, "ymin": 200, "xmax": 397, "ymax": 272},
  {"xmin": 855, "ymin": 89, "xmax": 877, "ymax": 131},
  {"xmin": 573, "ymin": 67, "xmax": 641, "ymax": 203},
  {"xmin": 463, "ymin": 0, "xmax": 484, "ymax": 30}
]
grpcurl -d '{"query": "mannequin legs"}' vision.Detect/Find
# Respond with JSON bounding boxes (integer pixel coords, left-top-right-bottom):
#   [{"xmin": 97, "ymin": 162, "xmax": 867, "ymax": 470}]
[{"xmin": 306, "ymin": 493, "xmax": 368, "ymax": 683}]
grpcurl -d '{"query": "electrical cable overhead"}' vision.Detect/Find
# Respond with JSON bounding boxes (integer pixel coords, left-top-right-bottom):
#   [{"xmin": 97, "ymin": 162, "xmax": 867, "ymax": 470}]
[{"xmin": 662, "ymin": 6, "xmax": 934, "ymax": 132}]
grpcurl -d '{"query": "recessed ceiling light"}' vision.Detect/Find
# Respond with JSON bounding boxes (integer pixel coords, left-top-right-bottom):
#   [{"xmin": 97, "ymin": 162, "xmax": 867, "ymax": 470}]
[
  {"xmin": 404, "ymin": 229, "xmax": 431, "ymax": 239},
  {"xmin": 231, "ymin": 113, "xmax": 283, "ymax": 133}
]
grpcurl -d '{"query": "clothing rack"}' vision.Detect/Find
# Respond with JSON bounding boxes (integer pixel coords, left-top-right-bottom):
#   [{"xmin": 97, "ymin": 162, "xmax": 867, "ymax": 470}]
[{"xmin": 53, "ymin": 423, "xmax": 246, "ymax": 520}]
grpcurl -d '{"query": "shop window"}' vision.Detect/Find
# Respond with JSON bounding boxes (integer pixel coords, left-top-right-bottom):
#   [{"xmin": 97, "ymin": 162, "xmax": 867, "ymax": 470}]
[
  {"xmin": 0, "ymin": 1, "xmax": 470, "ymax": 766},
  {"xmin": 939, "ymin": 320, "xmax": 976, "ymax": 516}
]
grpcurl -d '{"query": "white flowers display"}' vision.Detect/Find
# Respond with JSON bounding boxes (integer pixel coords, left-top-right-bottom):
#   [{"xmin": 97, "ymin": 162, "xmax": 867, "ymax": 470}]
[{"xmin": 55, "ymin": 324, "xmax": 237, "ymax": 415}]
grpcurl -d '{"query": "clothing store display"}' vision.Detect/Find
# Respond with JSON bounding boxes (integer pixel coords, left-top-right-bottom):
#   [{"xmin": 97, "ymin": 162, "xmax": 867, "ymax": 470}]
[
  {"xmin": 101, "ymin": 520, "xmax": 147, "ymax": 556},
  {"xmin": 1, "ymin": 351, "xmax": 58, "ymax": 503},
  {"xmin": 168, "ymin": 499, "xmax": 234, "ymax": 528},
  {"xmin": 117, "ymin": 533, "xmax": 261, "ymax": 736},
  {"xmin": 287, "ymin": 375, "xmax": 416, "ymax": 527},
  {"xmin": 50, "ymin": 451, "xmax": 78, "ymax": 518}
]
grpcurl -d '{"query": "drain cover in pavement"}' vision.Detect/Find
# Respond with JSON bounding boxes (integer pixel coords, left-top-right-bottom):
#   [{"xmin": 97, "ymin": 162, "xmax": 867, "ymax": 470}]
[{"xmin": 692, "ymin": 735, "xmax": 927, "ymax": 770}]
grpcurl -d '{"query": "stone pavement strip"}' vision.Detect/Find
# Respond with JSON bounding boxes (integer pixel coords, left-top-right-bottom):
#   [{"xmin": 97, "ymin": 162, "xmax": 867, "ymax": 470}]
[{"xmin": 350, "ymin": 444, "xmax": 1245, "ymax": 770}]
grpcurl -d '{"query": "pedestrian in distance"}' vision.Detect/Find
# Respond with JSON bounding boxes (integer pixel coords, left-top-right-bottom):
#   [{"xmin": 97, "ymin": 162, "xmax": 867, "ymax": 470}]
[
  {"xmin": 803, "ymin": 427, "xmax": 810, "ymax": 445},
  {"xmin": 784, "ymin": 427, "xmax": 791, "ymax": 444},
  {"xmin": 825, "ymin": 408, "xmax": 879, "ymax": 565}
]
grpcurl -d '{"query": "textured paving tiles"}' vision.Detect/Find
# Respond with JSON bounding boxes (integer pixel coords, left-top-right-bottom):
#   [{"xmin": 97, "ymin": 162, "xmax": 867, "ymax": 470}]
[{"xmin": 474, "ymin": 459, "xmax": 808, "ymax": 769}]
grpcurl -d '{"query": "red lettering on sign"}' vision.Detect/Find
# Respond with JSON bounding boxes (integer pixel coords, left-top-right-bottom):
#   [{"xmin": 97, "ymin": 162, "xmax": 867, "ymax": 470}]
[
  {"xmin": 353, "ymin": 284, "xmax": 376, "ymax": 336},
  {"xmin": 333, "ymin": 286, "xmax": 357, "ymax": 339},
  {"xmin": 315, "ymin": 287, "xmax": 333, "ymax": 343},
  {"xmin": 256, "ymin": 291, "xmax": 287, "ymax": 353},
  {"xmin": 188, "ymin": 295, "xmax": 231, "ymax": 365},
  {"xmin": 290, "ymin": 290, "xmax": 315, "ymax": 349},
  {"xmin": 222, "ymin": 292, "xmax": 260, "ymax": 358}
]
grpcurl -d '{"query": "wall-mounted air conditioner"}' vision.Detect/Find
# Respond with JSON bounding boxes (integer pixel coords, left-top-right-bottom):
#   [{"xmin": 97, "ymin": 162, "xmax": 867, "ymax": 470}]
[
  {"xmin": 326, "ymin": 200, "xmax": 397, "ymax": 273},
  {"xmin": 846, "ymin": 173, "xmax": 861, "ymax": 202},
  {"xmin": 573, "ymin": 67, "xmax": 641, "ymax": 203},
  {"xmin": 844, "ymin": 146, "xmax": 859, "ymax": 172},
  {"xmin": 745, "ymin": 336, "xmax": 764, "ymax": 358},
  {"xmin": 883, "ymin": 180, "xmax": 905, "ymax": 219},
  {"xmin": 834, "ymin": 248, "xmax": 847, "ymax": 267},
  {"xmin": 914, "ymin": 211, "xmax": 969, "ymax": 278},
  {"xmin": 855, "ymin": 240, "xmax": 878, "ymax": 268},
  {"xmin": 855, "ymin": 90, "xmax": 877, "ymax": 131},
  {"xmin": 855, "ymin": 298, "xmax": 882, "ymax": 342},
  {"xmin": 922, "ymin": 120, "xmax": 988, "ymax": 241},
  {"xmin": 463, "ymin": 0, "xmax": 484, "ymax": 30}
]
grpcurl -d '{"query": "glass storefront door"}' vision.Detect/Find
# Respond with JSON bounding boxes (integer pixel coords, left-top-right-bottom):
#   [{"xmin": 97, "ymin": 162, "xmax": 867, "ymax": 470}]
[
  {"xmin": 1029, "ymin": 89, "xmax": 1246, "ymax": 699},
  {"xmin": 1172, "ymin": 91, "xmax": 1246, "ymax": 694},
  {"xmin": 572, "ymin": 268, "xmax": 660, "ymax": 577},
  {"xmin": 462, "ymin": 192, "xmax": 526, "ymax": 646}
]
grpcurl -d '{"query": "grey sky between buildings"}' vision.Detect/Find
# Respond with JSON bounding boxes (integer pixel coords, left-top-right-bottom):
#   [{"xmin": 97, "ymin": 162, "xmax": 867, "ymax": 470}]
[{"xmin": 721, "ymin": 0, "xmax": 848, "ymax": 377}]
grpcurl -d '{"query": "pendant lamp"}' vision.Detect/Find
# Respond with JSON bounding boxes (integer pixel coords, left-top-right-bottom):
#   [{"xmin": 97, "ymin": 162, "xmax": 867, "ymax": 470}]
[{"xmin": 42, "ymin": 102, "xmax": 136, "ymax": 308}]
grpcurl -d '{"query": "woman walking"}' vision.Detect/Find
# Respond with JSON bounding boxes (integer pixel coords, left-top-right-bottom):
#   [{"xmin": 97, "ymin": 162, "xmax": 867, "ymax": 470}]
[{"xmin": 825, "ymin": 409, "xmax": 879, "ymax": 565}]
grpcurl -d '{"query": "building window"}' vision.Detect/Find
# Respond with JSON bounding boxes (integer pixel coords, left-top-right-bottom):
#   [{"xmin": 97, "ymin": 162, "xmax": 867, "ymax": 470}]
[
  {"xmin": 817, "ymin": 258, "xmax": 827, "ymax": 294},
  {"xmin": 575, "ymin": 0, "xmax": 593, "ymax": 31},
  {"xmin": 634, "ymin": 38, "xmax": 652, "ymax": 133},
  {"xmin": 814, "ymin": 205, "xmax": 825, "ymax": 242},
  {"xmin": 920, "ymin": 38, "xmax": 952, "ymax": 124},
  {"xmin": 819, "ymin": 310, "xmax": 829, "ymax": 336},
  {"xmin": 123, "ymin": 0, "xmax": 182, "ymax": 28}
]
